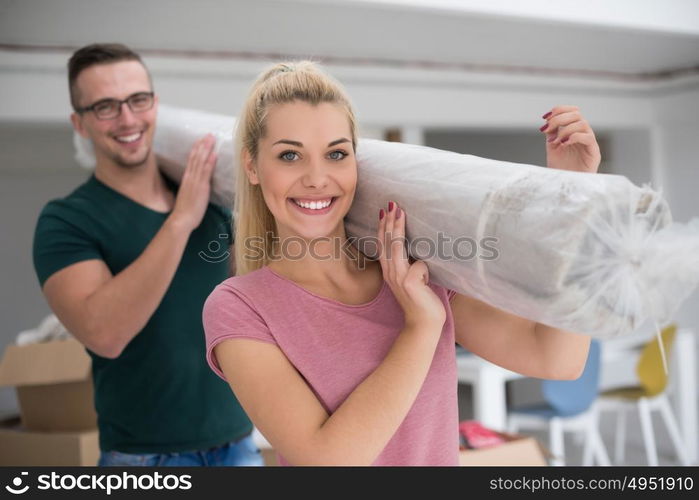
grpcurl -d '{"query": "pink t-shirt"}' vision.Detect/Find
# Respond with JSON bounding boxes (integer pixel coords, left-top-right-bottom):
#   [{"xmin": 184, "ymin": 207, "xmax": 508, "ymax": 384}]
[{"xmin": 203, "ymin": 266, "xmax": 459, "ymax": 466}]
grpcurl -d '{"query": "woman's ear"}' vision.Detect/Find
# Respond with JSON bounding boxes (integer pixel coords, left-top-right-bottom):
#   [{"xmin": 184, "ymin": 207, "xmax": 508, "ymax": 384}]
[{"xmin": 243, "ymin": 149, "xmax": 260, "ymax": 185}]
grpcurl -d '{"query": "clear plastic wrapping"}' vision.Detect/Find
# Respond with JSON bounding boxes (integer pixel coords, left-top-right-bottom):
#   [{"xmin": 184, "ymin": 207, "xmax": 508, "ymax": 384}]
[
  {"xmin": 348, "ymin": 139, "xmax": 699, "ymax": 338},
  {"xmin": 74, "ymin": 105, "xmax": 699, "ymax": 338}
]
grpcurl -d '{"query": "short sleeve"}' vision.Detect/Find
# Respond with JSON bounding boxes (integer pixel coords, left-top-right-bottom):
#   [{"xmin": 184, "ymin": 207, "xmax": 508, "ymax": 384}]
[
  {"xmin": 428, "ymin": 282, "xmax": 458, "ymax": 303},
  {"xmin": 202, "ymin": 282, "xmax": 276, "ymax": 381},
  {"xmin": 33, "ymin": 206, "xmax": 103, "ymax": 287}
]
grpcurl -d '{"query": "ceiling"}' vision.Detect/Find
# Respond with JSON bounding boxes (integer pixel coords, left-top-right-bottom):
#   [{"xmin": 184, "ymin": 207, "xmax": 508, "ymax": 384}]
[{"xmin": 1, "ymin": 0, "xmax": 698, "ymax": 81}]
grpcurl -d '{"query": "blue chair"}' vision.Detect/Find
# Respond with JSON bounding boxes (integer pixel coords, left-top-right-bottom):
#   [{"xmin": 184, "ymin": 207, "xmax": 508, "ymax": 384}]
[{"xmin": 507, "ymin": 340, "xmax": 610, "ymax": 466}]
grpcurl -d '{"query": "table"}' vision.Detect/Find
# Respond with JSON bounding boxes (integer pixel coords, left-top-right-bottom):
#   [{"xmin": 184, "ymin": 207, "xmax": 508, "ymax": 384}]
[{"xmin": 456, "ymin": 351, "xmax": 523, "ymax": 432}]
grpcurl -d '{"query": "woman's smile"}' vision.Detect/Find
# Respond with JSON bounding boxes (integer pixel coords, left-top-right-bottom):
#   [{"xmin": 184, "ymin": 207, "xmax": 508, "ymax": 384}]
[{"xmin": 288, "ymin": 196, "xmax": 338, "ymax": 215}]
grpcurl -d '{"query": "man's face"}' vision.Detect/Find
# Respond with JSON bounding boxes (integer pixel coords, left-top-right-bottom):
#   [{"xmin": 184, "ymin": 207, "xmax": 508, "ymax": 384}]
[{"xmin": 71, "ymin": 60, "xmax": 158, "ymax": 169}]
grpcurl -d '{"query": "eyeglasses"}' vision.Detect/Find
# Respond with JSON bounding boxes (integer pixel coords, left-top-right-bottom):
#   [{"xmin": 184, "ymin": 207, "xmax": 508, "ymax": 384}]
[{"xmin": 75, "ymin": 91, "xmax": 155, "ymax": 120}]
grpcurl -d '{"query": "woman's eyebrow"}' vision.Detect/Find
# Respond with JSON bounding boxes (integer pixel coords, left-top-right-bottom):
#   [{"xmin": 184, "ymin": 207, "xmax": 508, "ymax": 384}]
[
  {"xmin": 273, "ymin": 139, "xmax": 303, "ymax": 147},
  {"xmin": 328, "ymin": 138, "xmax": 350, "ymax": 147},
  {"xmin": 272, "ymin": 138, "xmax": 351, "ymax": 147}
]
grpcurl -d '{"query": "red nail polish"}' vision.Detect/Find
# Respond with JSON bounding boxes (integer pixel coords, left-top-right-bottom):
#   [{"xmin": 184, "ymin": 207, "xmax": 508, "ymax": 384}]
[
  {"xmin": 561, "ymin": 137, "xmax": 569, "ymax": 143},
  {"xmin": 539, "ymin": 124, "xmax": 549, "ymax": 132},
  {"xmin": 396, "ymin": 208, "xmax": 402, "ymax": 219},
  {"xmin": 542, "ymin": 111, "xmax": 552, "ymax": 119},
  {"xmin": 379, "ymin": 209, "xmax": 385, "ymax": 220},
  {"xmin": 388, "ymin": 201, "xmax": 394, "ymax": 212}
]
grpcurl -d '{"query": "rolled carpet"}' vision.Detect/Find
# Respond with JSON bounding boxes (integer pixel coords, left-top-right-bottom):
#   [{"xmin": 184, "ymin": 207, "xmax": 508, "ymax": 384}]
[{"xmin": 74, "ymin": 104, "xmax": 699, "ymax": 338}]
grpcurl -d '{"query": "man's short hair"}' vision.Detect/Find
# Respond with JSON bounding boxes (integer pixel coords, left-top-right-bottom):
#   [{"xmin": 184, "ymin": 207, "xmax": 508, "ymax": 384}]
[{"xmin": 68, "ymin": 43, "xmax": 151, "ymax": 110}]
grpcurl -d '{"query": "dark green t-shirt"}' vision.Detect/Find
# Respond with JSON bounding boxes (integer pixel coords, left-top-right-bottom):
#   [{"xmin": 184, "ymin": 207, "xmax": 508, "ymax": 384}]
[{"xmin": 33, "ymin": 173, "xmax": 252, "ymax": 453}]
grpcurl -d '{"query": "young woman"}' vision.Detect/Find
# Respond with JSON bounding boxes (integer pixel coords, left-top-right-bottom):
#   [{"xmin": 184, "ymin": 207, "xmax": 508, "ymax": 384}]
[{"xmin": 203, "ymin": 61, "xmax": 597, "ymax": 466}]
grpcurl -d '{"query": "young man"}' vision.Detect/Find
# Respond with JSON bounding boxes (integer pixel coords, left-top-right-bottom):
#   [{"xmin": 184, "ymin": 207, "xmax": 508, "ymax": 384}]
[{"xmin": 32, "ymin": 43, "xmax": 260, "ymax": 466}]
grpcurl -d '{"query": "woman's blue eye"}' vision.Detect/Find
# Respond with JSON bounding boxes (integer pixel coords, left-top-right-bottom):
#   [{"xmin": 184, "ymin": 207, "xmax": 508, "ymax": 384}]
[
  {"xmin": 329, "ymin": 150, "xmax": 348, "ymax": 160},
  {"xmin": 280, "ymin": 151, "xmax": 299, "ymax": 161}
]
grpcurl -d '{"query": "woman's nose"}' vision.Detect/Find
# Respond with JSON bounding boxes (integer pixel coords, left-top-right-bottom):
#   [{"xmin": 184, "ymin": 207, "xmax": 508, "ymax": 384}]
[{"xmin": 302, "ymin": 159, "xmax": 330, "ymax": 189}]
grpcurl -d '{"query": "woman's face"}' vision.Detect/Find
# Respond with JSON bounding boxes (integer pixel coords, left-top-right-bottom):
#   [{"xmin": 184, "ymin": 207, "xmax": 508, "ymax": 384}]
[{"xmin": 246, "ymin": 100, "xmax": 357, "ymax": 242}]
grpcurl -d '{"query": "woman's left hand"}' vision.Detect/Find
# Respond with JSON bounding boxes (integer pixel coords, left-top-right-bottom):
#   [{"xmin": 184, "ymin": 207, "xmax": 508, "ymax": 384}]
[{"xmin": 541, "ymin": 106, "xmax": 601, "ymax": 173}]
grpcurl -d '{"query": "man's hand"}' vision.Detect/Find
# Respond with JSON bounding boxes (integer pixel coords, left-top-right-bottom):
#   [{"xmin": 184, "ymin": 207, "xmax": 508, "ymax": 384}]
[
  {"xmin": 169, "ymin": 134, "xmax": 217, "ymax": 232},
  {"xmin": 541, "ymin": 106, "xmax": 601, "ymax": 173}
]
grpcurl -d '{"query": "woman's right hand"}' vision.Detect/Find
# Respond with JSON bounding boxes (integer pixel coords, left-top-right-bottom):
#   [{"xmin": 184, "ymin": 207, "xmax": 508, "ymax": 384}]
[{"xmin": 377, "ymin": 201, "xmax": 446, "ymax": 332}]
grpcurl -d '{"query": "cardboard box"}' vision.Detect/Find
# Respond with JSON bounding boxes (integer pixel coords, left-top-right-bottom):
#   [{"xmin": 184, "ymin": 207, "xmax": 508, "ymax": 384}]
[
  {"xmin": 0, "ymin": 338, "xmax": 97, "ymax": 431},
  {"xmin": 257, "ymin": 439, "xmax": 545, "ymax": 466},
  {"xmin": 0, "ymin": 417, "xmax": 99, "ymax": 466},
  {"xmin": 459, "ymin": 432, "xmax": 548, "ymax": 466}
]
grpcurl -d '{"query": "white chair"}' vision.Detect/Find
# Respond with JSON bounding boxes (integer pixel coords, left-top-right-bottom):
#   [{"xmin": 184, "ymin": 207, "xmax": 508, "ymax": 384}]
[
  {"xmin": 507, "ymin": 341, "xmax": 610, "ymax": 466},
  {"xmin": 597, "ymin": 325, "xmax": 688, "ymax": 466}
]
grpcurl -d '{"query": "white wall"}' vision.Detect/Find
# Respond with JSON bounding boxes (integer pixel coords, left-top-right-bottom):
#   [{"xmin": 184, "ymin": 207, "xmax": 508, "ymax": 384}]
[
  {"xmin": 654, "ymin": 88, "xmax": 699, "ymax": 222},
  {"xmin": 0, "ymin": 122, "xmax": 90, "ymax": 416},
  {"xmin": 652, "ymin": 88, "xmax": 699, "ymax": 337}
]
